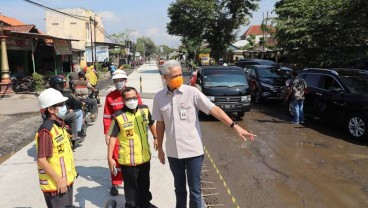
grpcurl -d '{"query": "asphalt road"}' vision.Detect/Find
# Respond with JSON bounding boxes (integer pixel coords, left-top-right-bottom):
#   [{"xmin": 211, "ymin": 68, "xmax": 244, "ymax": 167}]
[
  {"xmin": 200, "ymin": 102, "xmax": 368, "ymax": 207},
  {"xmin": 2, "ymin": 67, "xmax": 367, "ymax": 207}
]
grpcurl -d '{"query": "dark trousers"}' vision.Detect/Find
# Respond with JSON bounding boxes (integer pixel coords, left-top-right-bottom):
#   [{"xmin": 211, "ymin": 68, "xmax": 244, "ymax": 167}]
[
  {"xmin": 43, "ymin": 184, "xmax": 73, "ymax": 208},
  {"xmin": 121, "ymin": 162, "xmax": 152, "ymax": 208},
  {"xmin": 168, "ymin": 155, "xmax": 204, "ymax": 208},
  {"xmin": 84, "ymin": 98, "xmax": 98, "ymax": 116},
  {"xmin": 63, "ymin": 111, "xmax": 77, "ymax": 139}
]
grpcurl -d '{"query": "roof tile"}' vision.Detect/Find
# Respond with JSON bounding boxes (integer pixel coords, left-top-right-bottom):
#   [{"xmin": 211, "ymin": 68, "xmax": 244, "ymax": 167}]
[{"xmin": 0, "ymin": 15, "xmax": 26, "ymax": 26}]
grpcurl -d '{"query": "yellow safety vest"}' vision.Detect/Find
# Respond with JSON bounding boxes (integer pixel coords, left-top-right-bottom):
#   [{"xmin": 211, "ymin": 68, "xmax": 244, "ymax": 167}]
[
  {"xmin": 115, "ymin": 108, "xmax": 151, "ymax": 166},
  {"xmin": 35, "ymin": 120, "xmax": 77, "ymax": 192}
]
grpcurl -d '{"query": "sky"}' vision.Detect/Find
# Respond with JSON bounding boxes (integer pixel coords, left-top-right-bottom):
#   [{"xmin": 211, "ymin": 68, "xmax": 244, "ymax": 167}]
[{"xmin": 0, "ymin": 0, "xmax": 277, "ymax": 48}]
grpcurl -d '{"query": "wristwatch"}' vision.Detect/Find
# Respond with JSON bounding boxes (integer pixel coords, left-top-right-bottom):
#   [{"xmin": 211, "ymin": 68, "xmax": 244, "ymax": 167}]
[{"xmin": 230, "ymin": 121, "xmax": 237, "ymax": 128}]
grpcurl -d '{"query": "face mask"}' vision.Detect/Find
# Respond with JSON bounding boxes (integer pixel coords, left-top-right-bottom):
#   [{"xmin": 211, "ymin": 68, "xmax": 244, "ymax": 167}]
[
  {"xmin": 167, "ymin": 76, "xmax": 183, "ymax": 89},
  {"xmin": 114, "ymin": 81, "xmax": 126, "ymax": 90},
  {"xmin": 125, "ymin": 99, "xmax": 138, "ymax": 110},
  {"xmin": 57, "ymin": 105, "xmax": 67, "ymax": 118}
]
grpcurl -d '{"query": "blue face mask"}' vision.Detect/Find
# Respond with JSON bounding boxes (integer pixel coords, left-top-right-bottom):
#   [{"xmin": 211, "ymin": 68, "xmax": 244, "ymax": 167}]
[{"xmin": 57, "ymin": 105, "xmax": 68, "ymax": 118}]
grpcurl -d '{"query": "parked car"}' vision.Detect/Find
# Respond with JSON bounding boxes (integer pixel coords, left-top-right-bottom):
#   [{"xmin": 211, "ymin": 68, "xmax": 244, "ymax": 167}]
[
  {"xmin": 195, "ymin": 66, "xmax": 251, "ymax": 118},
  {"xmin": 244, "ymin": 65, "xmax": 289, "ymax": 103},
  {"xmin": 235, "ymin": 58, "xmax": 278, "ymax": 68},
  {"xmin": 291, "ymin": 68, "xmax": 368, "ymax": 140}
]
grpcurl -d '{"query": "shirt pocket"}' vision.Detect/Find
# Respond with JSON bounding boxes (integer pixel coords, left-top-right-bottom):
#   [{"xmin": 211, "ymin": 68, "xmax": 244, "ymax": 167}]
[
  {"xmin": 160, "ymin": 104, "xmax": 172, "ymax": 120},
  {"xmin": 178, "ymin": 102, "xmax": 194, "ymax": 122}
]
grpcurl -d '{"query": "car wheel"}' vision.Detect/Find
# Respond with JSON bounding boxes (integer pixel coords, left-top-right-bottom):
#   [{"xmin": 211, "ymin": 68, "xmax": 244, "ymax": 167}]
[
  {"xmin": 255, "ymin": 90, "xmax": 262, "ymax": 104},
  {"xmin": 237, "ymin": 111, "xmax": 245, "ymax": 118},
  {"xmin": 346, "ymin": 113, "xmax": 367, "ymax": 139}
]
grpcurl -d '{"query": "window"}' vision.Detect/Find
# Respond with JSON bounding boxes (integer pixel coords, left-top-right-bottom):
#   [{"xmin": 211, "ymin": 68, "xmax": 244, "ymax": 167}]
[
  {"xmin": 321, "ymin": 75, "xmax": 342, "ymax": 91},
  {"xmin": 302, "ymin": 74, "xmax": 321, "ymax": 88},
  {"xmin": 86, "ymin": 23, "xmax": 90, "ymax": 39}
]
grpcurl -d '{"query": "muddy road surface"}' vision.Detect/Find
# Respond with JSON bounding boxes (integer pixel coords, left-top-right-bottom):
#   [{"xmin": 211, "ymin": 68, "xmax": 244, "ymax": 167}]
[{"xmin": 201, "ymin": 102, "xmax": 368, "ymax": 208}]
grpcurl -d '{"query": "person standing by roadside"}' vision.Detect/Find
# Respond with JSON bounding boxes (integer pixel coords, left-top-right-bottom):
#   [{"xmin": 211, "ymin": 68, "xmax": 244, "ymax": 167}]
[
  {"xmin": 290, "ymin": 71, "xmax": 308, "ymax": 124},
  {"xmin": 35, "ymin": 88, "xmax": 78, "ymax": 208},
  {"xmin": 152, "ymin": 60, "xmax": 256, "ymax": 208},
  {"xmin": 103, "ymin": 69, "xmax": 143, "ymax": 196},
  {"xmin": 107, "ymin": 87, "xmax": 158, "ymax": 208}
]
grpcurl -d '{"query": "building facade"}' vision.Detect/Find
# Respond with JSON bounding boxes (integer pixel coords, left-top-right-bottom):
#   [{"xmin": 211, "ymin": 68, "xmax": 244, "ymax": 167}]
[{"xmin": 45, "ymin": 8, "xmax": 105, "ymax": 69}]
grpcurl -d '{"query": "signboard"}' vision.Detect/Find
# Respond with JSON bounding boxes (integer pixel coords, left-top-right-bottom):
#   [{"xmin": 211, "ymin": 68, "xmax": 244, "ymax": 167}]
[
  {"xmin": 54, "ymin": 39, "xmax": 72, "ymax": 55},
  {"xmin": 85, "ymin": 46, "xmax": 109, "ymax": 62},
  {"xmin": 6, "ymin": 38, "xmax": 33, "ymax": 50}
]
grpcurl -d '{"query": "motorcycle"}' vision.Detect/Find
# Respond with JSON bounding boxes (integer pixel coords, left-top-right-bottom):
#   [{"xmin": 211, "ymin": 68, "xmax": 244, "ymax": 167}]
[{"xmin": 11, "ymin": 76, "xmax": 35, "ymax": 93}]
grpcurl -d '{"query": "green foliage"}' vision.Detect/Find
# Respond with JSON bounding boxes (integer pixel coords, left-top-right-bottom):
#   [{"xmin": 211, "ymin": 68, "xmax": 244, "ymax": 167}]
[
  {"xmin": 32, "ymin": 72, "xmax": 45, "ymax": 92},
  {"xmin": 274, "ymin": 0, "xmax": 368, "ymax": 68},
  {"xmin": 156, "ymin": 45, "xmax": 174, "ymax": 56},
  {"xmin": 122, "ymin": 64, "xmax": 131, "ymax": 69},
  {"xmin": 167, "ymin": 0, "xmax": 259, "ymax": 61},
  {"xmin": 136, "ymin": 37, "xmax": 156, "ymax": 57}
]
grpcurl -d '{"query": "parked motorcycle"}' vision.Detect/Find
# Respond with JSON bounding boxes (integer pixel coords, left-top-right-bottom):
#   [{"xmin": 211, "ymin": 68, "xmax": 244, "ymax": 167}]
[{"xmin": 11, "ymin": 76, "xmax": 35, "ymax": 93}]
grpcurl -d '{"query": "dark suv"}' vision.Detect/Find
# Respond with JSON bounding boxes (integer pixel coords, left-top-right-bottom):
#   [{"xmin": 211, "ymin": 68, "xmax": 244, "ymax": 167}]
[
  {"xmin": 195, "ymin": 66, "xmax": 251, "ymax": 118},
  {"xmin": 244, "ymin": 65, "xmax": 289, "ymax": 103},
  {"xmin": 294, "ymin": 68, "xmax": 368, "ymax": 139},
  {"xmin": 235, "ymin": 58, "xmax": 278, "ymax": 68}
]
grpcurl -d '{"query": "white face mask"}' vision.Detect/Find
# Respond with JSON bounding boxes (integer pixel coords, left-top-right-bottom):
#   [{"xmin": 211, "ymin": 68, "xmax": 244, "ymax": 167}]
[
  {"xmin": 114, "ymin": 81, "xmax": 126, "ymax": 90},
  {"xmin": 57, "ymin": 105, "xmax": 67, "ymax": 118},
  {"xmin": 125, "ymin": 99, "xmax": 138, "ymax": 110}
]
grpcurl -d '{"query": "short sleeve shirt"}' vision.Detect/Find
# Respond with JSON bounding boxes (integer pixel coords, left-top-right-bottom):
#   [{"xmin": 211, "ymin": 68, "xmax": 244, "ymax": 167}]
[{"xmin": 152, "ymin": 84, "xmax": 215, "ymax": 159}]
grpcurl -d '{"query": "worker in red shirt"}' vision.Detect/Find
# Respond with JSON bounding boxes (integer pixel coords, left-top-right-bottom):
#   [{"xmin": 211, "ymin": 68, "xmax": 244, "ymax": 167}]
[{"xmin": 103, "ymin": 69, "xmax": 143, "ymax": 196}]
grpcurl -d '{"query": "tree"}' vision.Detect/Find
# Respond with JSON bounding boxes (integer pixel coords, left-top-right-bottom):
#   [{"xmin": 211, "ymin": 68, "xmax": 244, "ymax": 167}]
[
  {"xmin": 274, "ymin": 0, "xmax": 368, "ymax": 68},
  {"xmin": 111, "ymin": 29, "xmax": 136, "ymax": 57},
  {"xmin": 156, "ymin": 45, "xmax": 174, "ymax": 57},
  {"xmin": 167, "ymin": 0, "xmax": 259, "ymax": 61},
  {"xmin": 136, "ymin": 37, "xmax": 156, "ymax": 57}
]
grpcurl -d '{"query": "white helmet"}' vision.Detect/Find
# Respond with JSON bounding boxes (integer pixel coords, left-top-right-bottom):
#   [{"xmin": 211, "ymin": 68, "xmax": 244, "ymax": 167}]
[
  {"xmin": 112, "ymin": 69, "xmax": 128, "ymax": 80},
  {"xmin": 38, "ymin": 88, "xmax": 68, "ymax": 109}
]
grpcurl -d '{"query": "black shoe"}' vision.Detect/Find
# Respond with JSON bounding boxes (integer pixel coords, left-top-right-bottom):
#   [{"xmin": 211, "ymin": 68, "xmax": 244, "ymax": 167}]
[{"xmin": 110, "ymin": 185, "xmax": 119, "ymax": 196}]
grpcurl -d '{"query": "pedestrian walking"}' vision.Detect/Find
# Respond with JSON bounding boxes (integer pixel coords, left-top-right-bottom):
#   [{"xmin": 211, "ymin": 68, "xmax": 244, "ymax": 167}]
[
  {"xmin": 152, "ymin": 60, "xmax": 256, "ymax": 208},
  {"xmin": 35, "ymin": 88, "xmax": 78, "ymax": 208},
  {"xmin": 289, "ymin": 71, "xmax": 308, "ymax": 124},
  {"xmin": 103, "ymin": 69, "xmax": 144, "ymax": 196},
  {"xmin": 107, "ymin": 87, "xmax": 158, "ymax": 208}
]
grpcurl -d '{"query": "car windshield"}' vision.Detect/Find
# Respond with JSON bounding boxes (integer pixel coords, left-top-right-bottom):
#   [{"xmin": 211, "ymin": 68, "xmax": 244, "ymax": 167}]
[
  {"xmin": 204, "ymin": 70, "xmax": 248, "ymax": 88},
  {"xmin": 340, "ymin": 76, "xmax": 368, "ymax": 94},
  {"xmin": 257, "ymin": 67, "xmax": 288, "ymax": 78}
]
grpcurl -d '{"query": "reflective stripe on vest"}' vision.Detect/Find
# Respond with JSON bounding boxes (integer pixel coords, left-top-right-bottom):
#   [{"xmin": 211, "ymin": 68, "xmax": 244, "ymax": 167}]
[
  {"xmin": 35, "ymin": 124, "xmax": 77, "ymax": 192},
  {"xmin": 115, "ymin": 108, "xmax": 151, "ymax": 166}
]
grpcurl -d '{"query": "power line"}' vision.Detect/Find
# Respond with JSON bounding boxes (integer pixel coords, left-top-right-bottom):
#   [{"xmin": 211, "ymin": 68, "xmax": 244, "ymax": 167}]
[
  {"xmin": 22, "ymin": 0, "xmax": 118, "ymax": 43},
  {"xmin": 22, "ymin": 0, "xmax": 88, "ymax": 21}
]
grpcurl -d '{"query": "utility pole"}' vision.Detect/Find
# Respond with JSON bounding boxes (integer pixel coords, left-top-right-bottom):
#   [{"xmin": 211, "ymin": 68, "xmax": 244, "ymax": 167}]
[
  {"xmin": 89, "ymin": 17, "xmax": 94, "ymax": 66},
  {"xmin": 262, "ymin": 12, "xmax": 265, "ymax": 51},
  {"xmin": 93, "ymin": 16, "xmax": 97, "ymax": 71}
]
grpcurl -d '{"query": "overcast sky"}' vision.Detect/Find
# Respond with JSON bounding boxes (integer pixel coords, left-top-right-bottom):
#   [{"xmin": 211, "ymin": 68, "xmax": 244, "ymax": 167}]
[{"xmin": 1, "ymin": 0, "xmax": 277, "ymax": 48}]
